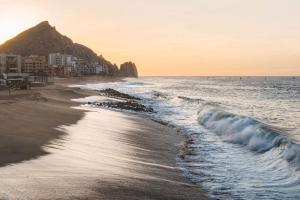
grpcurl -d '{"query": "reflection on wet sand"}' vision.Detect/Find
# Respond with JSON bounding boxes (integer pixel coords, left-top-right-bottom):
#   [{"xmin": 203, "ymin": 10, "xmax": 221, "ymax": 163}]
[
  {"xmin": 0, "ymin": 109, "xmax": 131, "ymax": 199},
  {"xmin": 0, "ymin": 108, "xmax": 206, "ymax": 200}
]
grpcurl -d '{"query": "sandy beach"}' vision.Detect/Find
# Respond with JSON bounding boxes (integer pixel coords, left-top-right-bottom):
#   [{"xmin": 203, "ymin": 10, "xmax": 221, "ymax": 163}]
[
  {"xmin": 0, "ymin": 77, "xmax": 207, "ymax": 200},
  {"xmin": 0, "ymin": 76, "xmax": 112, "ymax": 167}
]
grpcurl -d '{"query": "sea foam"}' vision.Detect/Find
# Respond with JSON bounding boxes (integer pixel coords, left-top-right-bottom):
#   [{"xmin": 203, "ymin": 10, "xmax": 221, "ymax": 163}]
[{"xmin": 198, "ymin": 106, "xmax": 300, "ymax": 167}]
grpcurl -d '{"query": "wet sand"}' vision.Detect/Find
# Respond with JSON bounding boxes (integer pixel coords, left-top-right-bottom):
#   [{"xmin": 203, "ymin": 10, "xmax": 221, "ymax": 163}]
[
  {"xmin": 0, "ymin": 76, "xmax": 114, "ymax": 167},
  {"xmin": 0, "ymin": 77, "xmax": 207, "ymax": 199}
]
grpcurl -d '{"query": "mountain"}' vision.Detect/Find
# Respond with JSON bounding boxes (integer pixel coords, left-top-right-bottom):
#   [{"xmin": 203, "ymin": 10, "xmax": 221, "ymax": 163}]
[
  {"xmin": 0, "ymin": 21, "xmax": 138, "ymax": 77},
  {"xmin": 119, "ymin": 62, "xmax": 138, "ymax": 77},
  {"xmin": 0, "ymin": 21, "xmax": 98, "ymax": 62}
]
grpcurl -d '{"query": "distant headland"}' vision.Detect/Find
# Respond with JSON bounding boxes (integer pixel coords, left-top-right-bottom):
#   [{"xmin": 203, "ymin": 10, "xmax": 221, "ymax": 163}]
[{"xmin": 0, "ymin": 21, "xmax": 138, "ymax": 82}]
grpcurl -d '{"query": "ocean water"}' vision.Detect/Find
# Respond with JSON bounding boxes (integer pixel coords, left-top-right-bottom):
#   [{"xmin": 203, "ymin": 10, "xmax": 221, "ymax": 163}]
[{"xmin": 76, "ymin": 77, "xmax": 300, "ymax": 200}]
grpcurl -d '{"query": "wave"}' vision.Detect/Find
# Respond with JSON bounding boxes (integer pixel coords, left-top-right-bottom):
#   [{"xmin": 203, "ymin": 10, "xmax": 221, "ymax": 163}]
[
  {"xmin": 152, "ymin": 90, "xmax": 169, "ymax": 99},
  {"xmin": 127, "ymin": 82, "xmax": 144, "ymax": 86},
  {"xmin": 197, "ymin": 107, "xmax": 300, "ymax": 167},
  {"xmin": 178, "ymin": 96, "xmax": 205, "ymax": 103}
]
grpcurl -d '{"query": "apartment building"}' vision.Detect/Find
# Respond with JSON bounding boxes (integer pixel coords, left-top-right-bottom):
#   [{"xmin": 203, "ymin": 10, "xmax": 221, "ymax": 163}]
[
  {"xmin": 22, "ymin": 55, "xmax": 47, "ymax": 74},
  {"xmin": 0, "ymin": 54, "xmax": 22, "ymax": 74},
  {"xmin": 48, "ymin": 53, "xmax": 62, "ymax": 67}
]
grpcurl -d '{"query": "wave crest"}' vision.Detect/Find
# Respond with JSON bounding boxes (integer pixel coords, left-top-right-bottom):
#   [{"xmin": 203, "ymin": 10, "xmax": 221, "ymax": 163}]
[
  {"xmin": 198, "ymin": 107, "xmax": 300, "ymax": 167},
  {"xmin": 178, "ymin": 96, "xmax": 204, "ymax": 103}
]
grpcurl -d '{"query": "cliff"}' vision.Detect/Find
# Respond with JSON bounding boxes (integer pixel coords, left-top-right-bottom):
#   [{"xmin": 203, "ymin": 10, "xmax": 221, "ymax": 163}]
[{"xmin": 119, "ymin": 62, "xmax": 138, "ymax": 77}]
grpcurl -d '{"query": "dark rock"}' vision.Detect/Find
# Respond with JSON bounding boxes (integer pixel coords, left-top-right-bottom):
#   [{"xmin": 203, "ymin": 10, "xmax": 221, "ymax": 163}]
[
  {"xmin": 96, "ymin": 88, "xmax": 153, "ymax": 112},
  {"xmin": 94, "ymin": 101, "xmax": 154, "ymax": 113},
  {"xmin": 119, "ymin": 62, "xmax": 138, "ymax": 77},
  {"xmin": 99, "ymin": 88, "xmax": 141, "ymax": 100}
]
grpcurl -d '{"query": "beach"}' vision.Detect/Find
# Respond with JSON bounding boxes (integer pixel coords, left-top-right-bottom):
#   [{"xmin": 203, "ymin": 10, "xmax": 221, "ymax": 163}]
[
  {"xmin": 0, "ymin": 77, "xmax": 207, "ymax": 200},
  {"xmin": 0, "ymin": 76, "xmax": 108, "ymax": 167}
]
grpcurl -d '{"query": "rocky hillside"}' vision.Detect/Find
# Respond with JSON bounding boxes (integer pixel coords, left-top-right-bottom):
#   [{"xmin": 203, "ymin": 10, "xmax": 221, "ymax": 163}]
[
  {"xmin": 0, "ymin": 21, "xmax": 138, "ymax": 77},
  {"xmin": 0, "ymin": 21, "xmax": 99, "ymax": 62},
  {"xmin": 119, "ymin": 62, "xmax": 138, "ymax": 77}
]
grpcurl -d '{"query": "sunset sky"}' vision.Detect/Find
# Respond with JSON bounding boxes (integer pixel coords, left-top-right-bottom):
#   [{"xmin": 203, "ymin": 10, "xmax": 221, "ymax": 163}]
[{"xmin": 0, "ymin": 0, "xmax": 300, "ymax": 76}]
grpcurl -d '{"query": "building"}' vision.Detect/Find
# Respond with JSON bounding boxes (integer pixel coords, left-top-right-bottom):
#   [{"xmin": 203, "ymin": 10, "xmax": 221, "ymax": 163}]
[
  {"xmin": 49, "ymin": 53, "xmax": 79, "ymax": 76},
  {"xmin": 48, "ymin": 53, "xmax": 107, "ymax": 77},
  {"xmin": 49, "ymin": 53, "xmax": 73, "ymax": 67},
  {"xmin": 95, "ymin": 63, "xmax": 106, "ymax": 75},
  {"xmin": 22, "ymin": 55, "xmax": 47, "ymax": 74},
  {"xmin": 61, "ymin": 54, "xmax": 73, "ymax": 66},
  {"xmin": 48, "ymin": 53, "xmax": 62, "ymax": 67},
  {"xmin": 0, "ymin": 55, "xmax": 4, "ymax": 74},
  {"xmin": 0, "ymin": 54, "xmax": 22, "ymax": 74},
  {"xmin": 0, "ymin": 54, "xmax": 29, "ymax": 88}
]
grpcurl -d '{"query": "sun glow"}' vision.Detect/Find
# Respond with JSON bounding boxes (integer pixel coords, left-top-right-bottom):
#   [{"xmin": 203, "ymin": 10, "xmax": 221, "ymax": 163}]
[
  {"xmin": 1, "ymin": 0, "xmax": 300, "ymax": 76},
  {"xmin": 0, "ymin": 2, "xmax": 40, "ymax": 44}
]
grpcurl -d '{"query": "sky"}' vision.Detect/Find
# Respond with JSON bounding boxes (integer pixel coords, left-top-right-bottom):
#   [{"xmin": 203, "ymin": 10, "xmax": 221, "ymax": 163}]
[{"xmin": 0, "ymin": 0, "xmax": 300, "ymax": 76}]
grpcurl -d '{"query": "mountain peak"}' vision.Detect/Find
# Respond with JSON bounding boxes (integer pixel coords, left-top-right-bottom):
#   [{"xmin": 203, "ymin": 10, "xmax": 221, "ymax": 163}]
[
  {"xmin": 39, "ymin": 21, "xmax": 50, "ymax": 25},
  {"xmin": 34, "ymin": 21, "xmax": 55, "ymax": 31},
  {"xmin": 0, "ymin": 21, "xmax": 98, "ymax": 62}
]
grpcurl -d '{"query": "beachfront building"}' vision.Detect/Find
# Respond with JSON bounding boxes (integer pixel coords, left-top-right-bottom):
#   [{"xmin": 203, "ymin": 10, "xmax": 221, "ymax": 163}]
[
  {"xmin": 48, "ymin": 53, "xmax": 108, "ymax": 76},
  {"xmin": 61, "ymin": 54, "xmax": 73, "ymax": 66},
  {"xmin": 49, "ymin": 53, "xmax": 74, "ymax": 67},
  {"xmin": 0, "ymin": 54, "xmax": 22, "ymax": 74},
  {"xmin": 0, "ymin": 54, "xmax": 30, "ymax": 88},
  {"xmin": 22, "ymin": 55, "xmax": 49, "ymax": 84},
  {"xmin": 22, "ymin": 55, "xmax": 47, "ymax": 74},
  {"xmin": 49, "ymin": 53, "xmax": 67, "ymax": 76},
  {"xmin": 95, "ymin": 63, "xmax": 107, "ymax": 75},
  {"xmin": 49, "ymin": 53, "xmax": 83, "ymax": 76},
  {"xmin": 48, "ymin": 53, "xmax": 62, "ymax": 67},
  {"xmin": 0, "ymin": 55, "xmax": 5, "ymax": 74},
  {"xmin": 74, "ymin": 61, "xmax": 104, "ymax": 75}
]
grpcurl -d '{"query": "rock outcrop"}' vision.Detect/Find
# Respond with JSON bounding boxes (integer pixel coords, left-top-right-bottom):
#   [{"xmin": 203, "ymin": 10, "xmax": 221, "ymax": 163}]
[
  {"xmin": 92, "ymin": 88, "xmax": 153, "ymax": 112},
  {"xmin": 119, "ymin": 62, "xmax": 138, "ymax": 77},
  {"xmin": 99, "ymin": 88, "xmax": 141, "ymax": 100}
]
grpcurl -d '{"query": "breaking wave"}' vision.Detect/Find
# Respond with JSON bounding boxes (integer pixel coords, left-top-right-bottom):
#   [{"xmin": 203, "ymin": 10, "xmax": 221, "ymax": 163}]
[
  {"xmin": 152, "ymin": 90, "xmax": 169, "ymax": 99},
  {"xmin": 198, "ymin": 107, "xmax": 300, "ymax": 168},
  {"xmin": 178, "ymin": 96, "xmax": 205, "ymax": 103}
]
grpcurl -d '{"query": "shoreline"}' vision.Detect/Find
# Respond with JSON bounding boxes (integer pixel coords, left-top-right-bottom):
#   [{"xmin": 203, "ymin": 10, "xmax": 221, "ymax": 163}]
[
  {"xmin": 0, "ymin": 76, "xmax": 121, "ymax": 167},
  {"xmin": 0, "ymin": 76, "xmax": 207, "ymax": 199}
]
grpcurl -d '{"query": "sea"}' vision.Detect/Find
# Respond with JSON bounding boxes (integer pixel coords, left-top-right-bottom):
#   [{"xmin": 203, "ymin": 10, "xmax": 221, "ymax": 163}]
[{"xmin": 76, "ymin": 76, "xmax": 300, "ymax": 200}]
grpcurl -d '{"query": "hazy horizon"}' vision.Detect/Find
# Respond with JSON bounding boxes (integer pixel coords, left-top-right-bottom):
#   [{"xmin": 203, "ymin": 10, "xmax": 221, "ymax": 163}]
[{"xmin": 1, "ymin": 0, "xmax": 300, "ymax": 76}]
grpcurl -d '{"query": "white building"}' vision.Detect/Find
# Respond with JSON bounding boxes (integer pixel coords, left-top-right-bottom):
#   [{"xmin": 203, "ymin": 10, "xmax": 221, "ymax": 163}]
[
  {"xmin": 61, "ymin": 54, "xmax": 73, "ymax": 66},
  {"xmin": 48, "ymin": 53, "xmax": 62, "ymax": 67},
  {"xmin": 49, "ymin": 53, "xmax": 79, "ymax": 67},
  {"xmin": 0, "ymin": 54, "xmax": 22, "ymax": 74}
]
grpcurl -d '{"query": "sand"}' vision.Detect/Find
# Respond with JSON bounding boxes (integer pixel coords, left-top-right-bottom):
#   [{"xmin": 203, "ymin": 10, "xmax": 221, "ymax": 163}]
[
  {"xmin": 0, "ymin": 76, "xmax": 105, "ymax": 167},
  {"xmin": 0, "ymin": 76, "xmax": 207, "ymax": 199}
]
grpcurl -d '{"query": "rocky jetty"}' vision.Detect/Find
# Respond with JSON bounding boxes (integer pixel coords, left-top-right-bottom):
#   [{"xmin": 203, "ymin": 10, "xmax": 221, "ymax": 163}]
[
  {"xmin": 89, "ymin": 88, "xmax": 153, "ymax": 112},
  {"xmin": 99, "ymin": 88, "xmax": 141, "ymax": 100},
  {"xmin": 90, "ymin": 101, "xmax": 154, "ymax": 113}
]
